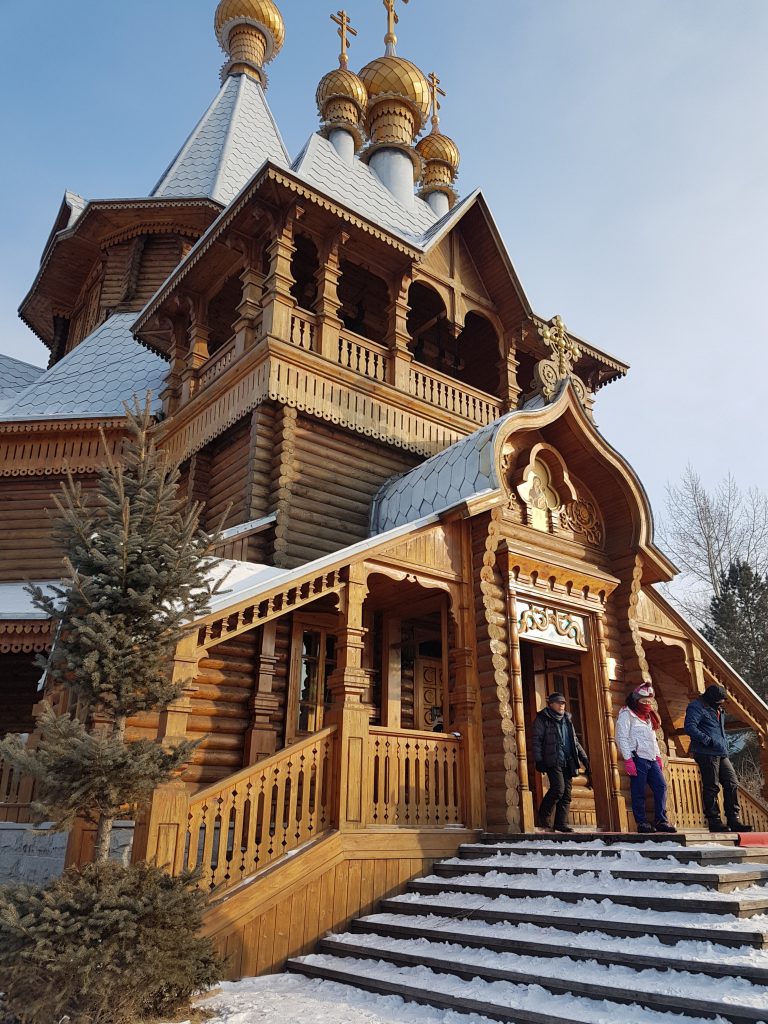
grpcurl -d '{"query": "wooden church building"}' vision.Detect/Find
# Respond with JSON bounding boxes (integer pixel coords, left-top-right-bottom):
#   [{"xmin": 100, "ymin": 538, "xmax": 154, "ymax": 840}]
[{"xmin": 2, "ymin": 0, "xmax": 768, "ymax": 976}]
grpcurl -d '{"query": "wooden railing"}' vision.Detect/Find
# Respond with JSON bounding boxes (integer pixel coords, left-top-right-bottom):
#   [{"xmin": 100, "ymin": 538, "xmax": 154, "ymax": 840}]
[
  {"xmin": 289, "ymin": 309, "xmax": 316, "ymax": 352},
  {"xmin": 199, "ymin": 338, "xmax": 237, "ymax": 392},
  {"xmin": 0, "ymin": 747, "xmax": 36, "ymax": 824},
  {"xmin": 337, "ymin": 330, "xmax": 388, "ymax": 383},
  {"xmin": 181, "ymin": 727, "xmax": 336, "ymax": 893},
  {"xmin": 409, "ymin": 364, "xmax": 502, "ymax": 427},
  {"xmin": 368, "ymin": 728, "xmax": 464, "ymax": 828},
  {"xmin": 667, "ymin": 757, "xmax": 768, "ymax": 831}
]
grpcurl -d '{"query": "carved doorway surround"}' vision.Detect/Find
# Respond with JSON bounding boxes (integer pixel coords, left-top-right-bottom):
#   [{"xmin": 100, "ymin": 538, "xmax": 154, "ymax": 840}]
[{"xmin": 508, "ymin": 593, "xmax": 621, "ymax": 833}]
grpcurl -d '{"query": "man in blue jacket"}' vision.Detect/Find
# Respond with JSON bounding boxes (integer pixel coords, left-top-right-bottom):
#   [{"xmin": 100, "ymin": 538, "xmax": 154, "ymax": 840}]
[{"xmin": 684, "ymin": 684, "xmax": 752, "ymax": 832}]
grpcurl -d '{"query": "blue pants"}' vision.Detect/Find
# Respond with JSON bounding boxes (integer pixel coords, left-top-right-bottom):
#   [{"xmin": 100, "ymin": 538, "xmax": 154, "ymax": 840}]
[{"xmin": 630, "ymin": 757, "xmax": 669, "ymax": 825}]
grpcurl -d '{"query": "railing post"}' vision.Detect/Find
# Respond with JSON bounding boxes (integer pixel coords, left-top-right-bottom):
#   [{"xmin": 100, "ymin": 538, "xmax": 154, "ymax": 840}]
[
  {"xmin": 386, "ymin": 273, "xmax": 413, "ymax": 391},
  {"xmin": 325, "ymin": 565, "xmax": 370, "ymax": 831},
  {"xmin": 243, "ymin": 621, "xmax": 280, "ymax": 763},
  {"xmin": 131, "ymin": 781, "xmax": 190, "ymax": 873}
]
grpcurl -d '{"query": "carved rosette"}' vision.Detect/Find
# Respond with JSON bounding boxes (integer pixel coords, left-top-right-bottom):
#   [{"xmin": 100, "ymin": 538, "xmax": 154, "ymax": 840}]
[{"xmin": 560, "ymin": 499, "xmax": 603, "ymax": 545}]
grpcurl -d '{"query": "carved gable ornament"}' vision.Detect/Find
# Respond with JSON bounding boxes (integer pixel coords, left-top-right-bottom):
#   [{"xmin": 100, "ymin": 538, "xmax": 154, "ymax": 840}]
[
  {"xmin": 527, "ymin": 315, "xmax": 588, "ymax": 407},
  {"xmin": 509, "ymin": 442, "xmax": 605, "ymax": 546},
  {"xmin": 517, "ymin": 601, "xmax": 589, "ymax": 651}
]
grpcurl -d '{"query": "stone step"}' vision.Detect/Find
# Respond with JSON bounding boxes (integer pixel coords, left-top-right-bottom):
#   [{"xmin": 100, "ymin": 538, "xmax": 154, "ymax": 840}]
[
  {"xmin": 435, "ymin": 858, "xmax": 768, "ymax": 891},
  {"xmin": 314, "ymin": 933, "xmax": 768, "ymax": 1024},
  {"xmin": 351, "ymin": 913, "xmax": 768, "ymax": 984},
  {"xmin": 409, "ymin": 873, "xmax": 768, "ymax": 916},
  {"xmin": 380, "ymin": 895, "xmax": 768, "ymax": 948},
  {"xmin": 287, "ymin": 953, "xmax": 765, "ymax": 1024},
  {"xmin": 461, "ymin": 841, "xmax": 764, "ymax": 864},
  {"xmin": 481, "ymin": 830, "xmax": 743, "ymax": 847}
]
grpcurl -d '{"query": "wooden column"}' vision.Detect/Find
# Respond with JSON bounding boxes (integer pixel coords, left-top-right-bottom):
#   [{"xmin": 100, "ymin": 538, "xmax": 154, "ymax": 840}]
[
  {"xmin": 325, "ymin": 565, "xmax": 370, "ymax": 831},
  {"xmin": 593, "ymin": 606, "xmax": 630, "ymax": 831},
  {"xmin": 233, "ymin": 259, "xmax": 264, "ymax": 354},
  {"xmin": 498, "ymin": 333, "xmax": 521, "ymax": 412},
  {"xmin": 157, "ymin": 633, "xmax": 200, "ymax": 746},
  {"xmin": 506, "ymin": 587, "xmax": 535, "ymax": 831},
  {"xmin": 160, "ymin": 314, "xmax": 188, "ymax": 416},
  {"xmin": 261, "ymin": 210, "xmax": 297, "ymax": 343},
  {"xmin": 181, "ymin": 297, "xmax": 210, "ymax": 403},
  {"xmin": 314, "ymin": 231, "xmax": 346, "ymax": 361},
  {"xmin": 243, "ymin": 621, "xmax": 280, "ymax": 763},
  {"xmin": 386, "ymin": 272, "xmax": 413, "ymax": 391},
  {"xmin": 382, "ymin": 613, "xmax": 402, "ymax": 729}
]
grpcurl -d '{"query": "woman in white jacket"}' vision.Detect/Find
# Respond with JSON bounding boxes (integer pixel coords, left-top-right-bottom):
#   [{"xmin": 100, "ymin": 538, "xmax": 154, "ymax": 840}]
[{"xmin": 616, "ymin": 685, "xmax": 677, "ymax": 834}]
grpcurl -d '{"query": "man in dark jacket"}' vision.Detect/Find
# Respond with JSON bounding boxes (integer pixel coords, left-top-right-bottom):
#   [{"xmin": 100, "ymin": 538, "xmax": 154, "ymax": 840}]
[
  {"xmin": 532, "ymin": 692, "xmax": 590, "ymax": 833},
  {"xmin": 684, "ymin": 684, "xmax": 752, "ymax": 832}
]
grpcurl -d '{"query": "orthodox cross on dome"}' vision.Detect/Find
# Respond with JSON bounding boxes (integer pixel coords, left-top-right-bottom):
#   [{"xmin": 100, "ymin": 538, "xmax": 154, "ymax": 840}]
[
  {"xmin": 331, "ymin": 10, "xmax": 357, "ymax": 69},
  {"xmin": 384, "ymin": 0, "xmax": 410, "ymax": 55},
  {"xmin": 427, "ymin": 71, "xmax": 446, "ymax": 132}
]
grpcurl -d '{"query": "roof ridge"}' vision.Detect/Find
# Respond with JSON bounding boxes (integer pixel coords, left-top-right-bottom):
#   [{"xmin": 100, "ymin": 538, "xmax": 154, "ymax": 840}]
[
  {"xmin": 0, "ymin": 351, "xmax": 45, "ymax": 373},
  {"xmin": 210, "ymin": 75, "xmax": 247, "ymax": 205}
]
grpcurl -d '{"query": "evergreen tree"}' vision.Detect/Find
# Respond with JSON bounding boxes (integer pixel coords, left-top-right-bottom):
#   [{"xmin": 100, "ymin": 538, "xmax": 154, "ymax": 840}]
[
  {"xmin": 0, "ymin": 398, "xmax": 221, "ymax": 861},
  {"xmin": 703, "ymin": 561, "xmax": 768, "ymax": 699}
]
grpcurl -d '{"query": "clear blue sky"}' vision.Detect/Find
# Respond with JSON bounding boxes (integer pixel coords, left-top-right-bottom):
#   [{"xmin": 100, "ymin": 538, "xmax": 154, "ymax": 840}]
[{"xmin": 1, "ymin": 0, "xmax": 765, "ymax": 520}]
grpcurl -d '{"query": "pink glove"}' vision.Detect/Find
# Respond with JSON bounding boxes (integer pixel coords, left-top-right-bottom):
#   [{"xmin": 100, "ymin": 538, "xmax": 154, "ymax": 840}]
[
  {"xmin": 624, "ymin": 758, "xmax": 638, "ymax": 777},
  {"xmin": 656, "ymin": 756, "xmax": 664, "ymax": 771}
]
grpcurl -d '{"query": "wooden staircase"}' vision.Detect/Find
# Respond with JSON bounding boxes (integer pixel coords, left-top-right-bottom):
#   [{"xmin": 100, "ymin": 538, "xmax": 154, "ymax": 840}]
[{"xmin": 286, "ymin": 832, "xmax": 768, "ymax": 1024}]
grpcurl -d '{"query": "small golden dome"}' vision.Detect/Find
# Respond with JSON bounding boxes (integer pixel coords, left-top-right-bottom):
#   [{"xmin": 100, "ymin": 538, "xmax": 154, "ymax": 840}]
[
  {"xmin": 215, "ymin": 0, "xmax": 285, "ymax": 61},
  {"xmin": 416, "ymin": 130, "xmax": 460, "ymax": 172},
  {"xmin": 316, "ymin": 68, "xmax": 368, "ymax": 114},
  {"xmin": 359, "ymin": 56, "xmax": 431, "ymax": 123}
]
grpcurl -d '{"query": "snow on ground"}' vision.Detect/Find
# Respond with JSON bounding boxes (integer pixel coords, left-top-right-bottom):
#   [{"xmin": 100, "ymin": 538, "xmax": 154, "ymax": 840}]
[
  {"xmin": 168, "ymin": 972, "xmax": 739, "ymax": 1024},
  {"xmin": 444, "ymin": 849, "xmax": 768, "ymax": 874},
  {"xmin": 177, "ymin": 973, "xmax": 502, "ymax": 1024}
]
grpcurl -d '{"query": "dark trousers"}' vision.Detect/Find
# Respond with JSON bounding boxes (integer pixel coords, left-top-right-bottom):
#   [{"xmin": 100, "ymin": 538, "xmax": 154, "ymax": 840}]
[
  {"xmin": 538, "ymin": 767, "xmax": 572, "ymax": 828},
  {"xmin": 694, "ymin": 754, "xmax": 740, "ymax": 825},
  {"xmin": 629, "ymin": 757, "xmax": 669, "ymax": 825}
]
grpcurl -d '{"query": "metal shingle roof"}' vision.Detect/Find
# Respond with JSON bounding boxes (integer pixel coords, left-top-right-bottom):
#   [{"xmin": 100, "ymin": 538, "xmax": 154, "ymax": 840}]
[
  {"xmin": 152, "ymin": 74, "xmax": 289, "ymax": 205},
  {"xmin": 370, "ymin": 413, "xmax": 515, "ymax": 534},
  {"xmin": 0, "ymin": 353, "xmax": 45, "ymax": 401},
  {"xmin": 291, "ymin": 134, "xmax": 439, "ymax": 243},
  {"xmin": 0, "ymin": 313, "xmax": 168, "ymax": 422}
]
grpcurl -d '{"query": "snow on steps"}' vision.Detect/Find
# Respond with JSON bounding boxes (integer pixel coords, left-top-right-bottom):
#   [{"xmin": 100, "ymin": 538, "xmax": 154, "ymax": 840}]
[{"xmin": 286, "ymin": 835, "xmax": 768, "ymax": 1024}]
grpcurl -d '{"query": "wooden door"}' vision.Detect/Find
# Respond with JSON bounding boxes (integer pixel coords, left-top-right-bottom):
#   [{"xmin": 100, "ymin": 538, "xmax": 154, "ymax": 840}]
[
  {"xmin": 414, "ymin": 657, "xmax": 444, "ymax": 731},
  {"xmin": 546, "ymin": 654, "xmax": 597, "ymax": 828}
]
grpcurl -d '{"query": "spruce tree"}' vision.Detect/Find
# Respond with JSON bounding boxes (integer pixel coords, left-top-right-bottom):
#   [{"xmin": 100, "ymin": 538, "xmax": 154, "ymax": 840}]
[
  {"xmin": 703, "ymin": 560, "xmax": 768, "ymax": 700},
  {"xmin": 0, "ymin": 398, "xmax": 221, "ymax": 861}
]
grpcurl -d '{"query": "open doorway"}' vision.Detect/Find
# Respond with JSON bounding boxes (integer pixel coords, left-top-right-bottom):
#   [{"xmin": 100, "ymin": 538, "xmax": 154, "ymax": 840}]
[{"xmin": 521, "ymin": 641, "xmax": 597, "ymax": 828}]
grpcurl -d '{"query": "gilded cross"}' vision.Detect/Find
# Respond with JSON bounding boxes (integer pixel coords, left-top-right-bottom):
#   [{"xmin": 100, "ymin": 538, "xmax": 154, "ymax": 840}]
[
  {"xmin": 384, "ymin": 0, "xmax": 410, "ymax": 51},
  {"xmin": 539, "ymin": 315, "xmax": 580, "ymax": 379},
  {"xmin": 331, "ymin": 10, "xmax": 357, "ymax": 69},
  {"xmin": 427, "ymin": 71, "xmax": 446, "ymax": 128}
]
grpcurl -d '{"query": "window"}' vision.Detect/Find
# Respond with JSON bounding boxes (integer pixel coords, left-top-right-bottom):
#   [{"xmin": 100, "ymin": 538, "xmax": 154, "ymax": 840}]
[{"xmin": 287, "ymin": 616, "xmax": 337, "ymax": 742}]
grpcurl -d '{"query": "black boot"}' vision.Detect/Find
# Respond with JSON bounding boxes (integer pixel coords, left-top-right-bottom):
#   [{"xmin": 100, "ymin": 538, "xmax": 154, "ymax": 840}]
[
  {"xmin": 555, "ymin": 824, "xmax": 575, "ymax": 833},
  {"xmin": 728, "ymin": 820, "xmax": 754, "ymax": 832},
  {"xmin": 637, "ymin": 822, "xmax": 655, "ymax": 834},
  {"xmin": 654, "ymin": 821, "xmax": 678, "ymax": 834},
  {"xmin": 708, "ymin": 820, "xmax": 730, "ymax": 833}
]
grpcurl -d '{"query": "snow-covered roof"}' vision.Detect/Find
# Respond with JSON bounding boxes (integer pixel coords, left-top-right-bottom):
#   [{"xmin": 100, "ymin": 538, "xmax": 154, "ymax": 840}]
[
  {"xmin": 291, "ymin": 134, "xmax": 438, "ymax": 244},
  {"xmin": 152, "ymin": 74, "xmax": 289, "ymax": 206},
  {"xmin": 0, "ymin": 353, "xmax": 45, "ymax": 402},
  {"xmin": 0, "ymin": 313, "xmax": 168, "ymax": 422},
  {"xmin": 0, "ymin": 581, "xmax": 59, "ymax": 620},
  {"xmin": 370, "ymin": 413, "xmax": 516, "ymax": 534}
]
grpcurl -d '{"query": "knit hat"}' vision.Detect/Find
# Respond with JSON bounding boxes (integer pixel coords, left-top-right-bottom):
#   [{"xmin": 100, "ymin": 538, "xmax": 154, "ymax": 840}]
[
  {"xmin": 547, "ymin": 692, "xmax": 566, "ymax": 705},
  {"xmin": 632, "ymin": 685, "xmax": 654, "ymax": 700},
  {"xmin": 703, "ymin": 684, "xmax": 727, "ymax": 707}
]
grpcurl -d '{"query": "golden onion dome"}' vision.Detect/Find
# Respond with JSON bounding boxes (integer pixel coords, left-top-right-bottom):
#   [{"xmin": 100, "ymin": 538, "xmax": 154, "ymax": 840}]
[
  {"xmin": 416, "ymin": 130, "xmax": 460, "ymax": 172},
  {"xmin": 215, "ymin": 0, "xmax": 286, "ymax": 61},
  {"xmin": 316, "ymin": 67, "xmax": 368, "ymax": 114},
  {"xmin": 359, "ymin": 56, "xmax": 431, "ymax": 123}
]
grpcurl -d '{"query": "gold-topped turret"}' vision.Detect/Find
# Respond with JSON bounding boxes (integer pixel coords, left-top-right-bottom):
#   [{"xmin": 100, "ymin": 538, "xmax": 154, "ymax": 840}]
[
  {"xmin": 215, "ymin": 0, "xmax": 285, "ymax": 86},
  {"xmin": 417, "ymin": 72, "xmax": 460, "ymax": 211},
  {"xmin": 317, "ymin": 11, "xmax": 368, "ymax": 153},
  {"xmin": 359, "ymin": 0, "xmax": 429, "ymax": 188}
]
